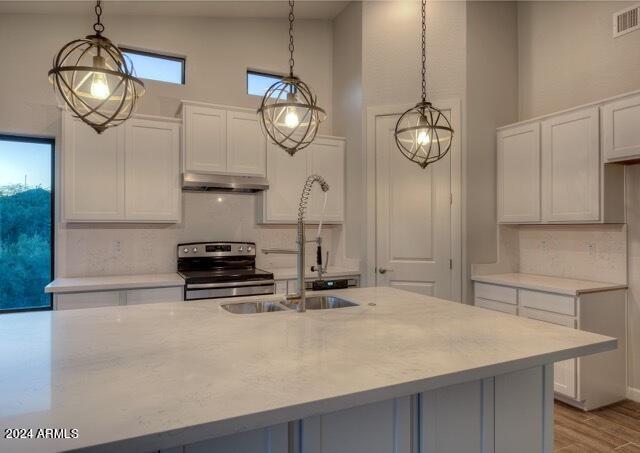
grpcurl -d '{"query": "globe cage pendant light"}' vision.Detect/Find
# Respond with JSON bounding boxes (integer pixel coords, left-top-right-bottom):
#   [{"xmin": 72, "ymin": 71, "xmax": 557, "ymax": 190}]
[
  {"xmin": 48, "ymin": 0, "xmax": 145, "ymax": 134},
  {"xmin": 394, "ymin": 0, "xmax": 454, "ymax": 169},
  {"xmin": 257, "ymin": 0, "xmax": 326, "ymax": 156}
]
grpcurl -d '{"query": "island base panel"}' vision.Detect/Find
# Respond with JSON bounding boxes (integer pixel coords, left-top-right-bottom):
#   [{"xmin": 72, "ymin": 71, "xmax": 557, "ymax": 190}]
[{"xmin": 165, "ymin": 364, "xmax": 553, "ymax": 453}]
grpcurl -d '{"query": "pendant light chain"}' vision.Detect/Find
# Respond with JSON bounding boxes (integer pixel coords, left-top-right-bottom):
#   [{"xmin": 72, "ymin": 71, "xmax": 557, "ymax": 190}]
[
  {"xmin": 421, "ymin": 0, "xmax": 427, "ymax": 103},
  {"xmin": 93, "ymin": 0, "xmax": 105, "ymax": 35},
  {"xmin": 288, "ymin": 0, "xmax": 295, "ymax": 77}
]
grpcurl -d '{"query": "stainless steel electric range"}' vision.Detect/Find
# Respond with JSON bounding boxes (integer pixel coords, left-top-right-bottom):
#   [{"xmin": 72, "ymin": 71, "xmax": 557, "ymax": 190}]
[{"xmin": 177, "ymin": 242, "xmax": 275, "ymax": 301}]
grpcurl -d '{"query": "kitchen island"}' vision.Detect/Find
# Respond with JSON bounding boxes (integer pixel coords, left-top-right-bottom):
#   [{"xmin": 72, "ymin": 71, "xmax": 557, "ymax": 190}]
[{"xmin": 0, "ymin": 287, "xmax": 616, "ymax": 453}]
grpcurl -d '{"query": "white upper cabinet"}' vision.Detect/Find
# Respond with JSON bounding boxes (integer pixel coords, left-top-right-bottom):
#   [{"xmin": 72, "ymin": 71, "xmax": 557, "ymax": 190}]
[
  {"xmin": 63, "ymin": 114, "xmax": 125, "ymax": 221},
  {"xmin": 258, "ymin": 136, "xmax": 345, "ymax": 224},
  {"xmin": 497, "ymin": 96, "xmax": 626, "ymax": 225},
  {"xmin": 124, "ymin": 118, "xmax": 181, "ymax": 222},
  {"xmin": 603, "ymin": 93, "xmax": 640, "ymax": 162},
  {"xmin": 181, "ymin": 102, "xmax": 266, "ymax": 177},
  {"xmin": 62, "ymin": 111, "xmax": 181, "ymax": 223},
  {"xmin": 497, "ymin": 123, "xmax": 541, "ymax": 223},
  {"xmin": 226, "ymin": 110, "xmax": 266, "ymax": 176},
  {"xmin": 183, "ymin": 104, "xmax": 227, "ymax": 173},
  {"xmin": 541, "ymin": 107, "xmax": 600, "ymax": 222},
  {"xmin": 308, "ymin": 137, "xmax": 345, "ymax": 223}
]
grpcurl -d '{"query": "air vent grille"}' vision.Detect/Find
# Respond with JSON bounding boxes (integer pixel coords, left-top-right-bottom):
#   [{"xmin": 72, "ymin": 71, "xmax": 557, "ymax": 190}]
[{"xmin": 614, "ymin": 4, "xmax": 640, "ymax": 38}]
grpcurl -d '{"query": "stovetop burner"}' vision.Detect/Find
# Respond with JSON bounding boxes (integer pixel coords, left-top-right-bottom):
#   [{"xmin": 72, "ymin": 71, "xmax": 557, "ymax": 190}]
[{"xmin": 178, "ymin": 267, "xmax": 274, "ymax": 285}]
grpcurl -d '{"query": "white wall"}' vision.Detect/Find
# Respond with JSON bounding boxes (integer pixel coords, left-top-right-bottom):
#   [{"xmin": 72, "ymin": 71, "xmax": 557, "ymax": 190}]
[
  {"xmin": 0, "ymin": 12, "xmax": 339, "ymax": 276},
  {"xmin": 516, "ymin": 1, "xmax": 640, "ymax": 392},
  {"xmin": 332, "ymin": 2, "xmax": 363, "ymax": 268},
  {"xmin": 466, "ymin": 1, "xmax": 518, "ymax": 302},
  {"xmin": 518, "ymin": 1, "xmax": 640, "ymax": 119}
]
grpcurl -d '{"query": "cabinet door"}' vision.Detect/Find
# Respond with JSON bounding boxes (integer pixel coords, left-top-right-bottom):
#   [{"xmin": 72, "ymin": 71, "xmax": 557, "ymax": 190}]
[
  {"xmin": 308, "ymin": 138, "xmax": 345, "ymax": 223},
  {"xmin": 124, "ymin": 119, "xmax": 181, "ymax": 222},
  {"xmin": 520, "ymin": 307, "xmax": 577, "ymax": 399},
  {"xmin": 226, "ymin": 110, "xmax": 266, "ymax": 176},
  {"xmin": 184, "ymin": 105, "xmax": 227, "ymax": 173},
  {"xmin": 62, "ymin": 112, "xmax": 125, "ymax": 221},
  {"xmin": 125, "ymin": 287, "xmax": 183, "ymax": 305},
  {"xmin": 497, "ymin": 123, "xmax": 541, "ymax": 223},
  {"xmin": 55, "ymin": 291, "xmax": 121, "ymax": 310},
  {"xmin": 542, "ymin": 107, "xmax": 600, "ymax": 222},
  {"xmin": 603, "ymin": 94, "xmax": 640, "ymax": 162},
  {"xmin": 261, "ymin": 141, "xmax": 310, "ymax": 223}
]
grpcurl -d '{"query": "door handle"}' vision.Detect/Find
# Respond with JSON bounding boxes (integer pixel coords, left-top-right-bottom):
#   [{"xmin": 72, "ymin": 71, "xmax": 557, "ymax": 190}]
[{"xmin": 378, "ymin": 267, "xmax": 389, "ymax": 274}]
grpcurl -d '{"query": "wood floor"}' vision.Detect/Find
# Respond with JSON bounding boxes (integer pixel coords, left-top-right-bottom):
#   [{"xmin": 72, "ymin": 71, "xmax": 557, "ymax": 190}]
[{"xmin": 555, "ymin": 400, "xmax": 640, "ymax": 452}]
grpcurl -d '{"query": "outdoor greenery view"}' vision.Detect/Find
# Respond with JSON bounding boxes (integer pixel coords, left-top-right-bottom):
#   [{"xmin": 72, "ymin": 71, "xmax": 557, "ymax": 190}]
[{"xmin": 0, "ymin": 138, "xmax": 53, "ymax": 312}]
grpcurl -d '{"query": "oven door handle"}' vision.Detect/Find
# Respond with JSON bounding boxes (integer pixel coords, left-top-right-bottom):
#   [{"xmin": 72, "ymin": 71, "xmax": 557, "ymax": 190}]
[{"xmin": 186, "ymin": 280, "xmax": 275, "ymax": 290}]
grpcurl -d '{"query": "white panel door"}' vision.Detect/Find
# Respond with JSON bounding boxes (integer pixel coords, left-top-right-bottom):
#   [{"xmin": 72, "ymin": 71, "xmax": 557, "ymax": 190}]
[
  {"xmin": 497, "ymin": 123, "xmax": 541, "ymax": 223},
  {"xmin": 308, "ymin": 137, "xmax": 345, "ymax": 223},
  {"xmin": 375, "ymin": 114, "xmax": 452, "ymax": 299},
  {"xmin": 124, "ymin": 119, "xmax": 180, "ymax": 222},
  {"xmin": 226, "ymin": 110, "xmax": 266, "ymax": 176},
  {"xmin": 603, "ymin": 94, "xmax": 640, "ymax": 162},
  {"xmin": 520, "ymin": 307, "xmax": 577, "ymax": 399},
  {"xmin": 63, "ymin": 112, "xmax": 125, "ymax": 221},
  {"xmin": 184, "ymin": 105, "xmax": 227, "ymax": 173},
  {"xmin": 542, "ymin": 107, "xmax": 600, "ymax": 222},
  {"xmin": 262, "ymin": 141, "xmax": 310, "ymax": 222}
]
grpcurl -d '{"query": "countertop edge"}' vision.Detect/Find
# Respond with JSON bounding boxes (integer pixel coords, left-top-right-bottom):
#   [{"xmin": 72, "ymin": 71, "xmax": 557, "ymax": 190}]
[
  {"xmin": 471, "ymin": 273, "xmax": 628, "ymax": 296},
  {"xmin": 45, "ymin": 275, "xmax": 185, "ymax": 294},
  {"xmin": 82, "ymin": 338, "xmax": 616, "ymax": 453}
]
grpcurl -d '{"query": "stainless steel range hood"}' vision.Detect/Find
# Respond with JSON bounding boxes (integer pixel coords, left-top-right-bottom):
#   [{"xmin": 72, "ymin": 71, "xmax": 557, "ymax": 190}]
[{"xmin": 182, "ymin": 173, "xmax": 269, "ymax": 193}]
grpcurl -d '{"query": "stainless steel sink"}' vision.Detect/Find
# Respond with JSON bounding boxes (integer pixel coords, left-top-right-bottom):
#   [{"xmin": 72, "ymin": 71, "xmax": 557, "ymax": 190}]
[
  {"xmin": 221, "ymin": 300, "xmax": 286, "ymax": 314},
  {"xmin": 282, "ymin": 296, "xmax": 359, "ymax": 310}
]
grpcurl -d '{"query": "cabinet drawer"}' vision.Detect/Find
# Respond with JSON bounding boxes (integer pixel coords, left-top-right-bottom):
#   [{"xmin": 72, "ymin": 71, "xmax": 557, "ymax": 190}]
[
  {"xmin": 519, "ymin": 289, "xmax": 575, "ymax": 316},
  {"xmin": 126, "ymin": 287, "xmax": 183, "ymax": 305},
  {"xmin": 55, "ymin": 291, "xmax": 121, "ymax": 310},
  {"xmin": 520, "ymin": 307, "xmax": 576, "ymax": 328},
  {"xmin": 474, "ymin": 283, "xmax": 517, "ymax": 305},
  {"xmin": 475, "ymin": 297, "xmax": 517, "ymax": 315}
]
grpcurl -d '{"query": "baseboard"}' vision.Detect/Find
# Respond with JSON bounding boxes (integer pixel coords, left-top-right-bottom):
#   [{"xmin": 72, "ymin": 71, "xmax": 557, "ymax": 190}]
[{"xmin": 627, "ymin": 386, "xmax": 640, "ymax": 403}]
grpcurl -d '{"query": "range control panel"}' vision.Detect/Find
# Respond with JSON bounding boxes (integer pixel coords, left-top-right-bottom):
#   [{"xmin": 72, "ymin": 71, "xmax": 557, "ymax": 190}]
[{"xmin": 177, "ymin": 242, "xmax": 255, "ymax": 258}]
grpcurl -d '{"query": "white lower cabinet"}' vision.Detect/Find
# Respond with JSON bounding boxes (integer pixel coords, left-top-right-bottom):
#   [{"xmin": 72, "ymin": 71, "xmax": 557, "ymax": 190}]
[
  {"xmin": 55, "ymin": 287, "xmax": 183, "ymax": 310},
  {"xmin": 473, "ymin": 282, "xmax": 626, "ymax": 410}
]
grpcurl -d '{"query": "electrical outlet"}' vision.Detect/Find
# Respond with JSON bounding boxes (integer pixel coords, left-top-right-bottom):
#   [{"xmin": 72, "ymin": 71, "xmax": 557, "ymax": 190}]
[
  {"xmin": 541, "ymin": 240, "xmax": 548, "ymax": 252},
  {"xmin": 112, "ymin": 240, "xmax": 122, "ymax": 257},
  {"xmin": 584, "ymin": 242, "xmax": 596, "ymax": 257}
]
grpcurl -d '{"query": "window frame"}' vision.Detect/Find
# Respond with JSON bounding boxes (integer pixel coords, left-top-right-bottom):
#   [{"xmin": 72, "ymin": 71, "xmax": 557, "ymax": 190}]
[
  {"xmin": 0, "ymin": 134, "xmax": 55, "ymax": 314},
  {"xmin": 246, "ymin": 69, "xmax": 286, "ymax": 97},
  {"xmin": 120, "ymin": 47, "xmax": 186, "ymax": 85}
]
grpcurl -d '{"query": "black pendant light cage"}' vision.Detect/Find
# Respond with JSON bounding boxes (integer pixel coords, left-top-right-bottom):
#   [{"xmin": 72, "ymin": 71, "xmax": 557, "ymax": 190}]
[
  {"xmin": 48, "ymin": 1, "xmax": 145, "ymax": 133},
  {"xmin": 394, "ymin": 0, "xmax": 454, "ymax": 169},
  {"xmin": 257, "ymin": 0, "xmax": 326, "ymax": 156}
]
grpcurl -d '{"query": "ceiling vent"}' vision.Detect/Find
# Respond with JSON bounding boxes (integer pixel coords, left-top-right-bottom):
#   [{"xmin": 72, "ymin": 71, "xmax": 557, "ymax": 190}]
[{"xmin": 613, "ymin": 4, "xmax": 640, "ymax": 38}]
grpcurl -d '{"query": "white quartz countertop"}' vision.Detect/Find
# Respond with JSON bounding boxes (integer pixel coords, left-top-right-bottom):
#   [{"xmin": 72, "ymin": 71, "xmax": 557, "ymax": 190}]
[
  {"xmin": 471, "ymin": 272, "xmax": 627, "ymax": 296},
  {"xmin": 271, "ymin": 266, "xmax": 361, "ymax": 280},
  {"xmin": 0, "ymin": 287, "xmax": 615, "ymax": 453},
  {"xmin": 44, "ymin": 273, "xmax": 185, "ymax": 293}
]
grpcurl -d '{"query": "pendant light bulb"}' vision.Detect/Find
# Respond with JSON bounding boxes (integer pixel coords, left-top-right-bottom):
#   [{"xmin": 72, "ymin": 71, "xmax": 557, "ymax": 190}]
[
  {"xmin": 90, "ymin": 71, "xmax": 110, "ymax": 100},
  {"xmin": 417, "ymin": 129, "xmax": 430, "ymax": 146},
  {"xmin": 284, "ymin": 106, "xmax": 300, "ymax": 129}
]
